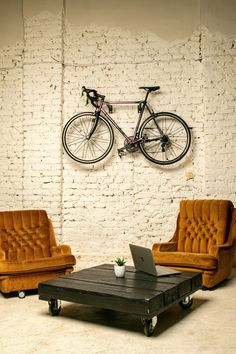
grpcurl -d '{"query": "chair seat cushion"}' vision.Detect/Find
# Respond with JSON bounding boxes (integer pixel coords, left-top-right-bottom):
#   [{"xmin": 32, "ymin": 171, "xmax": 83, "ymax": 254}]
[
  {"xmin": 153, "ymin": 251, "xmax": 218, "ymax": 270},
  {"xmin": 0, "ymin": 255, "xmax": 76, "ymax": 275}
]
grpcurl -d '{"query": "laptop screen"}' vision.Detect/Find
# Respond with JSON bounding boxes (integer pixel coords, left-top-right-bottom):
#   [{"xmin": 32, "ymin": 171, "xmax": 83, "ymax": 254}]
[
  {"xmin": 129, "ymin": 244, "xmax": 157, "ymax": 276},
  {"xmin": 129, "ymin": 244, "xmax": 181, "ymax": 277}
]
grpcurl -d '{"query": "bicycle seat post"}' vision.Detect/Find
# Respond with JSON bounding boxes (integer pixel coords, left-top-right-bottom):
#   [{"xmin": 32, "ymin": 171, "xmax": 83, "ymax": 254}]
[
  {"xmin": 140, "ymin": 90, "xmax": 150, "ymax": 115},
  {"xmin": 144, "ymin": 90, "xmax": 150, "ymax": 103}
]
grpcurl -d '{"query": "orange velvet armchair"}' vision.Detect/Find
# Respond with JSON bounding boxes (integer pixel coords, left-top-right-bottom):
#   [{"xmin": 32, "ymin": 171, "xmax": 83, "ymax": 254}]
[
  {"xmin": 0, "ymin": 210, "xmax": 76, "ymax": 297},
  {"xmin": 152, "ymin": 200, "xmax": 236, "ymax": 289}
]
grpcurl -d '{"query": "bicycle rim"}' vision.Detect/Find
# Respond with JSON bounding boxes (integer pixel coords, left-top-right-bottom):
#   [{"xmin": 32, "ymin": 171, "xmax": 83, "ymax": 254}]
[
  {"xmin": 62, "ymin": 113, "xmax": 114, "ymax": 164},
  {"xmin": 139, "ymin": 112, "xmax": 191, "ymax": 165}
]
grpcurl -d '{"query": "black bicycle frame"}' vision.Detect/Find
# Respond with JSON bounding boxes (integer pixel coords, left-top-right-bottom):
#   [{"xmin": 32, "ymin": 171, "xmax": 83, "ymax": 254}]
[{"xmin": 88, "ymin": 90, "xmax": 159, "ymax": 144}]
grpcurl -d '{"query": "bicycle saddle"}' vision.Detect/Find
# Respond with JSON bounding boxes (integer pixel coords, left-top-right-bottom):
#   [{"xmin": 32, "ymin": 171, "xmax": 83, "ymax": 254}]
[{"xmin": 139, "ymin": 86, "xmax": 160, "ymax": 92}]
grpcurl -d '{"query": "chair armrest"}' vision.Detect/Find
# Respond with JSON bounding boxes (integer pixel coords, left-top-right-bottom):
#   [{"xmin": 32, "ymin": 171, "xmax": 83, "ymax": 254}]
[
  {"xmin": 0, "ymin": 250, "xmax": 6, "ymax": 261},
  {"xmin": 210, "ymin": 241, "xmax": 236, "ymax": 258},
  {"xmin": 51, "ymin": 244, "xmax": 72, "ymax": 257},
  {"xmin": 152, "ymin": 241, "xmax": 178, "ymax": 253},
  {"xmin": 210, "ymin": 241, "xmax": 236, "ymax": 273}
]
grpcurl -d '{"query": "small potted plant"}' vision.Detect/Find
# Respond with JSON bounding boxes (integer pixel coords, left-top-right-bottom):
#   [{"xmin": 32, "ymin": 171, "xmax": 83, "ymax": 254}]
[{"xmin": 114, "ymin": 257, "xmax": 126, "ymax": 278}]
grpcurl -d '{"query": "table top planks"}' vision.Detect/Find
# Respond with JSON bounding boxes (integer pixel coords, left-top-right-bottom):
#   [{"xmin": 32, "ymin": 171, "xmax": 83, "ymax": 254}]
[{"xmin": 38, "ymin": 264, "xmax": 202, "ymax": 317}]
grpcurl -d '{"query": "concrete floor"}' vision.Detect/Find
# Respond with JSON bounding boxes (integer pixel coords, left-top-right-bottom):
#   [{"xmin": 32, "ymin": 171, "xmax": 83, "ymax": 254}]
[{"xmin": 1, "ymin": 267, "xmax": 236, "ymax": 354}]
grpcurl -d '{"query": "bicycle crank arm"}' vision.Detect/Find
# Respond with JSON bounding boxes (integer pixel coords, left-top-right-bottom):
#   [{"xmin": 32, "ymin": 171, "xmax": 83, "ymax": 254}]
[{"xmin": 118, "ymin": 148, "xmax": 126, "ymax": 158}]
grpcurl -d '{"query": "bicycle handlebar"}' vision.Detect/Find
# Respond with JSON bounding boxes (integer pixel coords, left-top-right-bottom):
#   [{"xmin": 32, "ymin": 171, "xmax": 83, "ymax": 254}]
[{"xmin": 82, "ymin": 86, "xmax": 105, "ymax": 108}]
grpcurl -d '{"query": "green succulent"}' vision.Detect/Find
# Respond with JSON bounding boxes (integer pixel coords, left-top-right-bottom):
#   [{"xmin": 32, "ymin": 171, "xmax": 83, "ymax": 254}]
[{"xmin": 114, "ymin": 257, "xmax": 126, "ymax": 266}]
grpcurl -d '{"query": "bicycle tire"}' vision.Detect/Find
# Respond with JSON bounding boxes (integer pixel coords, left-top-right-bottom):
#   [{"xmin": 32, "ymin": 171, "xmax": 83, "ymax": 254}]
[
  {"xmin": 139, "ymin": 112, "xmax": 191, "ymax": 165},
  {"xmin": 62, "ymin": 112, "xmax": 114, "ymax": 164}
]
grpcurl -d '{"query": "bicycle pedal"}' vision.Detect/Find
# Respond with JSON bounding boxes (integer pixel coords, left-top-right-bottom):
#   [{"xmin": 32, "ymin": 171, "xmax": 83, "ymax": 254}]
[{"xmin": 118, "ymin": 148, "xmax": 126, "ymax": 158}]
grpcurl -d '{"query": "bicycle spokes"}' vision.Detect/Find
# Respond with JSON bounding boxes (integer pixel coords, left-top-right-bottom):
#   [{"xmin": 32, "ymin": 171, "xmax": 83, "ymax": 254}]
[
  {"xmin": 62, "ymin": 113, "xmax": 114, "ymax": 164},
  {"xmin": 139, "ymin": 113, "xmax": 191, "ymax": 165}
]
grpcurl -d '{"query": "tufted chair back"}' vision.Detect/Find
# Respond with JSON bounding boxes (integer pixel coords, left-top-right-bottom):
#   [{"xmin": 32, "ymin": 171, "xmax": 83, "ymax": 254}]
[
  {"xmin": 0, "ymin": 210, "xmax": 53, "ymax": 261},
  {"xmin": 177, "ymin": 200, "xmax": 233, "ymax": 254}
]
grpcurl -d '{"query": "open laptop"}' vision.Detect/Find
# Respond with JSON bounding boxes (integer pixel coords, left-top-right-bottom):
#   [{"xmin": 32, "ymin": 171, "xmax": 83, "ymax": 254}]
[{"xmin": 129, "ymin": 244, "xmax": 181, "ymax": 277}]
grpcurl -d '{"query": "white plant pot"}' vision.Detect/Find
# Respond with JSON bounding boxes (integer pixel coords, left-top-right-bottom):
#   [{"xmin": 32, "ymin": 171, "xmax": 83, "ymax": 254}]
[{"xmin": 114, "ymin": 265, "xmax": 126, "ymax": 278}]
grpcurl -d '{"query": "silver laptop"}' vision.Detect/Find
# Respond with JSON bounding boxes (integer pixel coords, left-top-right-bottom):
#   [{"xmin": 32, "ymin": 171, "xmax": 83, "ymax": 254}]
[{"xmin": 129, "ymin": 244, "xmax": 181, "ymax": 277}]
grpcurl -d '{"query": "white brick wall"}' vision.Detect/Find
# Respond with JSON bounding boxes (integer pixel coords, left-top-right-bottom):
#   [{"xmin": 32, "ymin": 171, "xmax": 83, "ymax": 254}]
[
  {"xmin": 22, "ymin": 12, "xmax": 63, "ymax": 238},
  {"xmin": 0, "ymin": 42, "xmax": 24, "ymax": 210},
  {"xmin": 202, "ymin": 28, "xmax": 236, "ymax": 201},
  {"xmin": 0, "ymin": 12, "xmax": 235, "ymax": 267}
]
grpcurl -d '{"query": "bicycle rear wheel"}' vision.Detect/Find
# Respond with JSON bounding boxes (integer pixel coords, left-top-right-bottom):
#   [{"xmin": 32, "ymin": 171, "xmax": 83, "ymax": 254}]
[
  {"xmin": 139, "ymin": 112, "xmax": 191, "ymax": 165},
  {"xmin": 62, "ymin": 112, "xmax": 114, "ymax": 164}
]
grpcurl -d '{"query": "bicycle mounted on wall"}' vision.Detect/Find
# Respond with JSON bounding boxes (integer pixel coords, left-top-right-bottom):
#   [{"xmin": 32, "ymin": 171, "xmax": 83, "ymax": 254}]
[{"xmin": 62, "ymin": 86, "xmax": 191, "ymax": 165}]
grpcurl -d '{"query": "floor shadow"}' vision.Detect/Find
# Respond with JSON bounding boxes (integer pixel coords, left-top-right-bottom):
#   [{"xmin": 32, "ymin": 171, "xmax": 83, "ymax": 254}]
[
  {"xmin": 44, "ymin": 304, "xmax": 144, "ymax": 334},
  {"xmin": 41, "ymin": 295, "xmax": 209, "ymax": 337},
  {"xmin": 153, "ymin": 297, "xmax": 209, "ymax": 337}
]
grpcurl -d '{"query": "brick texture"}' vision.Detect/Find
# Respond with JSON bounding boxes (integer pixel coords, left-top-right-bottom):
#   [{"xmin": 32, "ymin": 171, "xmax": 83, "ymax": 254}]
[{"xmin": 0, "ymin": 12, "xmax": 235, "ymax": 266}]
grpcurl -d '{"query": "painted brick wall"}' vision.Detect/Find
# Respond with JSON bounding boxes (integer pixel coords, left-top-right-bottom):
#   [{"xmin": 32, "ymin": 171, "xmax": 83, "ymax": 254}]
[
  {"xmin": 0, "ymin": 11, "xmax": 235, "ymax": 267},
  {"xmin": 0, "ymin": 42, "xmax": 23, "ymax": 210},
  {"xmin": 62, "ymin": 23, "xmax": 205, "ymax": 263},
  {"xmin": 202, "ymin": 28, "xmax": 236, "ymax": 199},
  {"xmin": 22, "ymin": 12, "xmax": 63, "ymax": 238}
]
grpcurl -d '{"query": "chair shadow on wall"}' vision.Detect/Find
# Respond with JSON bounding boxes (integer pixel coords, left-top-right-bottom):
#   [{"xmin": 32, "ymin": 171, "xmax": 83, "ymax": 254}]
[{"xmin": 41, "ymin": 295, "xmax": 208, "ymax": 336}]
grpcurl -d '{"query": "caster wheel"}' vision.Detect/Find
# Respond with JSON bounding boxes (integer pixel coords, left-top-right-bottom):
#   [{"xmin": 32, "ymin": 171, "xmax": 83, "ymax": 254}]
[
  {"xmin": 141, "ymin": 316, "xmax": 157, "ymax": 337},
  {"xmin": 49, "ymin": 299, "xmax": 61, "ymax": 316},
  {"xmin": 18, "ymin": 290, "xmax": 26, "ymax": 299},
  {"xmin": 179, "ymin": 296, "xmax": 193, "ymax": 309}
]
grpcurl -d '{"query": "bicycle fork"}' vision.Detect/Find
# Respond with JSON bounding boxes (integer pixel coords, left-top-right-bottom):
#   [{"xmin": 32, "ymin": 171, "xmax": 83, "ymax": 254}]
[{"xmin": 86, "ymin": 110, "xmax": 100, "ymax": 140}]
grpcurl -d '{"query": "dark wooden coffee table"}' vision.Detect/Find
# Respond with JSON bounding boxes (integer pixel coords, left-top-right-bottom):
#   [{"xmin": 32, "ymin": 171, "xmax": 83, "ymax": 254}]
[{"xmin": 38, "ymin": 264, "xmax": 202, "ymax": 336}]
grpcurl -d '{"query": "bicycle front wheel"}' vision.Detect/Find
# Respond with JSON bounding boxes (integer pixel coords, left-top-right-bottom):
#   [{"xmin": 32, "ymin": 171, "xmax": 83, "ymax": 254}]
[
  {"xmin": 62, "ymin": 113, "xmax": 114, "ymax": 164},
  {"xmin": 139, "ymin": 112, "xmax": 191, "ymax": 165}
]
